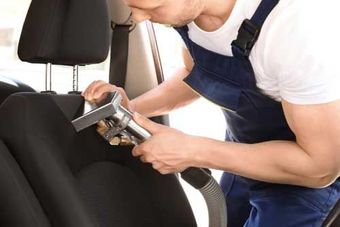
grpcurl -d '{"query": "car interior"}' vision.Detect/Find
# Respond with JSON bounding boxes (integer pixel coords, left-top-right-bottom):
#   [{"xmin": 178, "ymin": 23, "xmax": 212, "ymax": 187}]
[{"xmin": 0, "ymin": 0, "xmax": 339, "ymax": 227}]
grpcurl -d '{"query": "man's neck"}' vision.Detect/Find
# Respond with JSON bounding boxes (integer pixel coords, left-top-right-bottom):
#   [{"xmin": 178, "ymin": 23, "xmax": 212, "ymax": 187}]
[{"xmin": 194, "ymin": 0, "xmax": 236, "ymax": 31}]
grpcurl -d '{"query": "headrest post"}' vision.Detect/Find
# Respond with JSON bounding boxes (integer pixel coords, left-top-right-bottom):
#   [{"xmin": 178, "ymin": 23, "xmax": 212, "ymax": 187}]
[
  {"xmin": 45, "ymin": 63, "xmax": 52, "ymax": 91},
  {"xmin": 72, "ymin": 65, "xmax": 79, "ymax": 92}
]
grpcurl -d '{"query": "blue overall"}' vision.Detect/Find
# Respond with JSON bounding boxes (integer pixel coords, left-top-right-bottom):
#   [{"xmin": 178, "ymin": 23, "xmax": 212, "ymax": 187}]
[{"xmin": 175, "ymin": 0, "xmax": 340, "ymax": 226}]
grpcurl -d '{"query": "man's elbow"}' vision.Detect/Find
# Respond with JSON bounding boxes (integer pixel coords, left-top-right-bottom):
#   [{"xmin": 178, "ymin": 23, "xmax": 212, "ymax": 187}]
[
  {"xmin": 312, "ymin": 174, "xmax": 338, "ymax": 188},
  {"xmin": 308, "ymin": 165, "xmax": 339, "ymax": 188}
]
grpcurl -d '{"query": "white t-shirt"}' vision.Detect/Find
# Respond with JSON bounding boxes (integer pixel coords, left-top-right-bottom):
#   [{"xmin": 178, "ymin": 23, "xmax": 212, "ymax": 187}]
[{"xmin": 187, "ymin": 0, "xmax": 340, "ymax": 105}]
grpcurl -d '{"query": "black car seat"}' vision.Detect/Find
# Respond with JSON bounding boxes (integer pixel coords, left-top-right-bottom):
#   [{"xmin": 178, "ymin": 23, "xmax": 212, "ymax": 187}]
[
  {"xmin": 0, "ymin": 75, "xmax": 35, "ymax": 105},
  {"xmin": 0, "ymin": 93, "xmax": 196, "ymax": 227},
  {"xmin": 0, "ymin": 0, "xmax": 196, "ymax": 226}
]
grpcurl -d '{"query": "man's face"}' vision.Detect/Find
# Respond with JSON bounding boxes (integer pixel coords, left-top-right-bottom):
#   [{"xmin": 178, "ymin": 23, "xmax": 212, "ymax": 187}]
[{"xmin": 124, "ymin": 0, "xmax": 203, "ymax": 27}]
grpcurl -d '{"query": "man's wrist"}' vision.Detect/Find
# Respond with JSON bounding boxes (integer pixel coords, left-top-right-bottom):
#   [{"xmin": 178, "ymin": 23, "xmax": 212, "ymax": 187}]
[
  {"xmin": 129, "ymin": 99, "xmax": 137, "ymax": 113},
  {"xmin": 188, "ymin": 135, "xmax": 208, "ymax": 168}
]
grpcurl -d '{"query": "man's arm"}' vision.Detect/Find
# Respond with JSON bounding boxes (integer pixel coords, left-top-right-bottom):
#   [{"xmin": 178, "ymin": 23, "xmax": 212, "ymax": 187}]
[
  {"xmin": 83, "ymin": 47, "xmax": 199, "ymax": 117},
  {"xmin": 130, "ymin": 47, "xmax": 198, "ymax": 117},
  {"xmin": 132, "ymin": 99, "xmax": 340, "ymax": 188},
  {"xmin": 192, "ymin": 99, "xmax": 340, "ymax": 188}
]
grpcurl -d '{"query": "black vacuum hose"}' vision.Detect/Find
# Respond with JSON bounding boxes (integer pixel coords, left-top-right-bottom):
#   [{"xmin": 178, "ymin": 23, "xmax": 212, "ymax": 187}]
[{"xmin": 181, "ymin": 167, "xmax": 227, "ymax": 227}]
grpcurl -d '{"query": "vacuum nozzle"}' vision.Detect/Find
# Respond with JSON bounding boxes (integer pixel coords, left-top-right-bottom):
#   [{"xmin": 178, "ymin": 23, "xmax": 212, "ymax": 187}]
[{"xmin": 72, "ymin": 92, "xmax": 151, "ymax": 145}]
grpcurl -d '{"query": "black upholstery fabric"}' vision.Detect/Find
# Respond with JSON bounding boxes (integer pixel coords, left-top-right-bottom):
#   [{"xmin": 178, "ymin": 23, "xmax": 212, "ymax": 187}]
[
  {"xmin": 0, "ymin": 140, "xmax": 50, "ymax": 227},
  {"xmin": 76, "ymin": 162, "xmax": 159, "ymax": 226},
  {"xmin": 0, "ymin": 75, "xmax": 35, "ymax": 105},
  {"xmin": 18, "ymin": 0, "xmax": 110, "ymax": 65},
  {"xmin": 0, "ymin": 93, "xmax": 197, "ymax": 227}
]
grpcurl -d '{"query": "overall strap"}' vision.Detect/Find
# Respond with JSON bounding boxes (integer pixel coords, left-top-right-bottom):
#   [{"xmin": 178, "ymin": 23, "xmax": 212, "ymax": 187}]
[
  {"xmin": 174, "ymin": 26, "xmax": 191, "ymax": 48},
  {"xmin": 174, "ymin": 26, "xmax": 196, "ymax": 56},
  {"xmin": 232, "ymin": 0, "xmax": 279, "ymax": 58}
]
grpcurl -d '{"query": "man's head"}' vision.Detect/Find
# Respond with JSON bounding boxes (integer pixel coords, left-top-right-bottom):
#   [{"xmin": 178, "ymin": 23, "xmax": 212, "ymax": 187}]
[{"xmin": 124, "ymin": 0, "xmax": 205, "ymax": 27}]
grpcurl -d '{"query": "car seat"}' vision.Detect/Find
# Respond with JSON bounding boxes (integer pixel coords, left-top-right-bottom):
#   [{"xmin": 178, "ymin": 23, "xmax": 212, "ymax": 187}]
[
  {"xmin": 0, "ymin": 75, "xmax": 35, "ymax": 105},
  {"xmin": 1, "ymin": 0, "xmax": 338, "ymax": 226},
  {"xmin": 0, "ymin": 0, "xmax": 196, "ymax": 226}
]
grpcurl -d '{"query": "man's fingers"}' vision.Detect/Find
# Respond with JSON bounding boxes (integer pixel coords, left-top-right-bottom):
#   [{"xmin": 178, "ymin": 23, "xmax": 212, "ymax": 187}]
[
  {"xmin": 82, "ymin": 81, "xmax": 130, "ymax": 108},
  {"xmin": 151, "ymin": 161, "xmax": 164, "ymax": 170},
  {"xmin": 92, "ymin": 83, "xmax": 115, "ymax": 100},
  {"xmin": 82, "ymin": 80, "xmax": 107, "ymax": 101},
  {"xmin": 88, "ymin": 82, "xmax": 112, "ymax": 101},
  {"xmin": 83, "ymin": 80, "xmax": 103, "ymax": 97},
  {"xmin": 133, "ymin": 112, "xmax": 162, "ymax": 134},
  {"xmin": 132, "ymin": 145, "xmax": 142, "ymax": 157},
  {"xmin": 140, "ymin": 155, "xmax": 147, "ymax": 163},
  {"xmin": 81, "ymin": 80, "xmax": 98, "ymax": 97}
]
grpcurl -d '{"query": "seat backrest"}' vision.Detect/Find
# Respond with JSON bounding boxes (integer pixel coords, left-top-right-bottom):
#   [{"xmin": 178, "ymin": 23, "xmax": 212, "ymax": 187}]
[
  {"xmin": 0, "ymin": 93, "xmax": 196, "ymax": 226},
  {"xmin": 0, "ymin": 75, "xmax": 35, "ymax": 105},
  {"xmin": 0, "ymin": 0, "xmax": 196, "ymax": 226},
  {"xmin": 0, "ymin": 139, "xmax": 50, "ymax": 227}
]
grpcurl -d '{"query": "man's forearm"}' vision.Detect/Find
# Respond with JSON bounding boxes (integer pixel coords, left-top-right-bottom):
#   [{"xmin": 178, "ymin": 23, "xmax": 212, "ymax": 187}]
[
  {"xmin": 192, "ymin": 137, "xmax": 338, "ymax": 188},
  {"xmin": 130, "ymin": 67, "xmax": 199, "ymax": 117}
]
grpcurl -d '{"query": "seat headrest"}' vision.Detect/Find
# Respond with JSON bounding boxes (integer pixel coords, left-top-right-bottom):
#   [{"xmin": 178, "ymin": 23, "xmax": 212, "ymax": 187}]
[{"xmin": 18, "ymin": 0, "xmax": 111, "ymax": 66}]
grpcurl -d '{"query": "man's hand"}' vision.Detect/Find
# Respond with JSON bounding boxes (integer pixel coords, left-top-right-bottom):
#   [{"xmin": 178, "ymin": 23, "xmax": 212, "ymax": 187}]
[
  {"xmin": 131, "ymin": 113, "xmax": 196, "ymax": 174},
  {"xmin": 82, "ymin": 80, "xmax": 132, "ymax": 110}
]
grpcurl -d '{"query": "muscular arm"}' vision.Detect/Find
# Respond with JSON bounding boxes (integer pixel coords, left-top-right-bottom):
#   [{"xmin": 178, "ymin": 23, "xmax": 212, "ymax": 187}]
[
  {"xmin": 192, "ymin": 100, "xmax": 340, "ymax": 188},
  {"xmin": 130, "ymin": 47, "xmax": 199, "ymax": 117}
]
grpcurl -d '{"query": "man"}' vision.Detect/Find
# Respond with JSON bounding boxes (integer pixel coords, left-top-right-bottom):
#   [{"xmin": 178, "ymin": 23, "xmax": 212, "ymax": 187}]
[{"xmin": 82, "ymin": 0, "xmax": 340, "ymax": 226}]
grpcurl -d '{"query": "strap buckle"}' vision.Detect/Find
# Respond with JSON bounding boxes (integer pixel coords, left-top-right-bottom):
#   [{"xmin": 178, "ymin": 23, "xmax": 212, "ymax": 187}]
[{"xmin": 232, "ymin": 19, "xmax": 260, "ymax": 57}]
